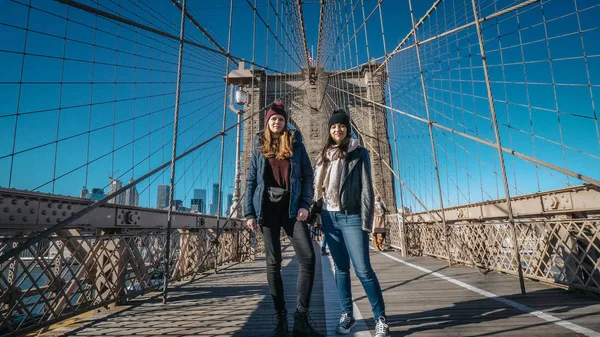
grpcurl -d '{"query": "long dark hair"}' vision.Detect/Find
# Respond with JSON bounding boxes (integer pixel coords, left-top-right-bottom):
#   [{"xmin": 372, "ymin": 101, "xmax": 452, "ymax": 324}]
[{"xmin": 317, "ymin": 133, "xmax": 350, "ymax": 166}]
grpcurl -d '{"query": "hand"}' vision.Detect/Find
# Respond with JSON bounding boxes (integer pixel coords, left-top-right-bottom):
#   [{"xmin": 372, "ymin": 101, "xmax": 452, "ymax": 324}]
[
  {"xmin": 296, "ymin": 208, "xmax": 309, "ymax": 221},
  {"xmin": 246, "ymin": 218, "xmax": 256, "ymax": 230}
]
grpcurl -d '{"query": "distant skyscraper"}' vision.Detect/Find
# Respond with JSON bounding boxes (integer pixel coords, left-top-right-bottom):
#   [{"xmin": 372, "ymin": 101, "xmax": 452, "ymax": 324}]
[
  {"xmin": 156, "ymin": 185, "xmax": 170, "ymax": 209},
  {"xmin": 108, "ymin": 179, "xmax": 126, "ymax": 205},
  {"xmin": 80, "ymin": 186, "xmax": 89, "ymax": 199},
  {"xmin": 89, "ymin": 188, "xmax": 106, "ymax": 201},
  {"xmin": 210, "ymin": 183, "xmax": 220, "ymax": 215},
  {"xmin": 226, "ymin": 193, "xmax": 233, "ymax": 216},
  {"xmin": 125, "ymin": 177, "xmax": 139, "ymax": 206},
  {"xmin": 192, "ymin": 189, "xmax": 207, "ymax": 213},
  {"xmin": 193, "ymin": 188, "xmax": 206, "ymax": 200},
  {"xmin": 191, "ymin": 198, "xmax": 205, "ymax": 213},
  {"xmin": 191, "ymin": 199, "xmax": 200, "ymax": 213}
]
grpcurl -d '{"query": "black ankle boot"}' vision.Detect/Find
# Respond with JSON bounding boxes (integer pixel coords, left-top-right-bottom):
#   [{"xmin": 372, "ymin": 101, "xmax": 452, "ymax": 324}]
[
  {"xmin": 272, "ymin": 310, "xmax": 288, "ymax": 337},
  {"xmin": 293, "ymin": 311, "xmax": 325, "ymax": 337}
]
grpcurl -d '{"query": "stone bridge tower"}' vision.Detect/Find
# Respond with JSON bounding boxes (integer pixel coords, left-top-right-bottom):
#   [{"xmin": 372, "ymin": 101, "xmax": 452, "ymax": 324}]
[{"xmin": 239, "ymin": 64, "xmax": 396, "ymax": 214}]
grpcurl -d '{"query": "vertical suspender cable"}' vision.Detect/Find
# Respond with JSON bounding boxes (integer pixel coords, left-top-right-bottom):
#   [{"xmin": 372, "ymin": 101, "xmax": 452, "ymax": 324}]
[
  {"xmin": 377, "ymin": 1, "xmax": 408, "ymax": 256},
  {"xmin": 469, "ymin": 0, "xmax": 526, "ymax": 294},
  {"xmin": 163, "ymin": 0, "xmax": 187, "ymax": 305},
  {"xmin": 215, "ymin": 0, "xmax": 236, "ymax": 274},
  {"xmin": 407, "ymin": 0, "xmax": 452, "ymax": 267}
]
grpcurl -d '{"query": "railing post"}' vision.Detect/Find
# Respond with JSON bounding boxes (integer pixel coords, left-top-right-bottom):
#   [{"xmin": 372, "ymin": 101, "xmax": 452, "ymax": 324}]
[
  {"xmin": 407, "ymin": 0, "xmax": 452, "ymax": 267},
  {"xmin": 172, "ymin": 229, "xmax": 190, "ymax": 280},
  {"xmin": 51, "ymin": 240, "xmax": 65, "ymax": 305},
  {"xmin": 398, "ymin": 214, "xmax": 409, "ymax": 257},
  {"xmin": 4, "ymin": 240, "xmax": 19, "ymax": 313},
  {"xmin": 95, "ymin": 229, "xmax": 126, "ymax": 306},
  {"xmin": 470, "ymin": 0, "xmax": 526, "ymax": 294}
]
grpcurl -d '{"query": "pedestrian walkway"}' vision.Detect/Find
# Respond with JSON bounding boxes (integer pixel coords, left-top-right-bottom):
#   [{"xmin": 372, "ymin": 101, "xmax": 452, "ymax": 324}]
[{"xmin": 39, "ymin": 243, "xmax": 600, "ymax": 336}]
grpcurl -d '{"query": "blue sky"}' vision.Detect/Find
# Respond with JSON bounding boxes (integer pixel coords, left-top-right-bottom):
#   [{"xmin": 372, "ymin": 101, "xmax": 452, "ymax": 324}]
[
  {"xmin": 0, "ymin": 0, "xmax": 598, "ymax": 213},
  {"xmin": 385, "ymin": 0, "xmax": 600, "ymax": 211}
]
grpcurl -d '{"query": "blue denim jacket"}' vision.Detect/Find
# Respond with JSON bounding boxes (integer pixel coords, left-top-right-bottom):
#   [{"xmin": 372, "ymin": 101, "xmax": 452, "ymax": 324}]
[{"xmin": 244, "ymin": 130, "xmax": 314, "ymax": 224}]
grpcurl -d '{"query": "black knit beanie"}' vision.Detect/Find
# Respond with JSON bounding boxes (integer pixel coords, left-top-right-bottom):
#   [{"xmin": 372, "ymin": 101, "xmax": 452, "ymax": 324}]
[{"xmin": 328, "ymin": 109, "xmax": 351, "ymax": 132}]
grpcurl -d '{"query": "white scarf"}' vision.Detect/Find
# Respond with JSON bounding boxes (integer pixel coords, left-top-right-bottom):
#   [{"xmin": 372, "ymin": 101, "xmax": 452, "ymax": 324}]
[{"xmin": 314, "ymin": 139, "xmax": 360, "ymax": 209}]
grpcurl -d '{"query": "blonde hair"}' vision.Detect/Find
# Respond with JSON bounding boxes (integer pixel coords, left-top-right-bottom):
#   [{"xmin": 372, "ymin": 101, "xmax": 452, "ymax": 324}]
[{"xmin": 260, "ymin": 129, "xmax": 293, "ymax": 160}]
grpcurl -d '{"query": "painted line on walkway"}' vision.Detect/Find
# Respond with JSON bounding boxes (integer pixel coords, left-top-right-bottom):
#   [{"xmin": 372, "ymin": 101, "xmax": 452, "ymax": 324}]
[
  {"xmin": 376, "ymin": 249, "xmax": 600, "ymax": 337},
  {"xmin": 321, "ymin": 248, "xmax": 372, "ymax": 336}
]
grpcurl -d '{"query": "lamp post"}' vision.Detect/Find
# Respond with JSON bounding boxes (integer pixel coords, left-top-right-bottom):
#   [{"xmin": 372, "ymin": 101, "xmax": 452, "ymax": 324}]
[
  {"xmin": 223, "ymin": 60, "xmax": 253, "ymax": 217},
  {"xmin": 231, "ymin": 86, "xmax": 247, "ymax": 216}
]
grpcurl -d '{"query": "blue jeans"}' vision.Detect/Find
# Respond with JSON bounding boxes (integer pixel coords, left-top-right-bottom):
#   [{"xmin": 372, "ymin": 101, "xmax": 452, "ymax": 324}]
[{"xmin": 321, "ymin": 210, "xmax": 386, "ymax": 319}]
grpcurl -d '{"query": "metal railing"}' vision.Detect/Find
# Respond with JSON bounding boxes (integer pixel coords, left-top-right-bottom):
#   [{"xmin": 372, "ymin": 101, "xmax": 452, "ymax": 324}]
[
  {"xmin": 387, "ymin": 186, "xmax": 600, "ymax": 295},
  {"xmin": 0, "ymin": 188, "xmax": 251, "ymax": 336}
]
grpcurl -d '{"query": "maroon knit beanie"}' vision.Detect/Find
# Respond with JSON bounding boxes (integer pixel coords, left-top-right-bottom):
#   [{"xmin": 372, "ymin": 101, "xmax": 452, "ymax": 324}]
[{"xmin": 265, "ymin": 101, "xmax": 287, "ymax": 126}]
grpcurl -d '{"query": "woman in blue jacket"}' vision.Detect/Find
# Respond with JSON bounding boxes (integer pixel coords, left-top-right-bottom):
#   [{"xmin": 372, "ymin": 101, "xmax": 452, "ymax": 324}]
[{"xmin": 245, "ymin": 102, "xmax": 324, "ymax": 337}]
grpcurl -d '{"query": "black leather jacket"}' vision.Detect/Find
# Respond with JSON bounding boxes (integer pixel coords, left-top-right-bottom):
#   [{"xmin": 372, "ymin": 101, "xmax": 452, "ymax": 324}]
[{"xmin": 338, "ymin": 147, "xmax": 375, "ymax": 232}]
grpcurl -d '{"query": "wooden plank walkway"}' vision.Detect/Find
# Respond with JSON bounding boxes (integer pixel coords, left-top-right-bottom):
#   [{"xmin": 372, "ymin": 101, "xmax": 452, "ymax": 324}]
[
  {"xmin": 41, "ymin": 242, "xmax": 600, "ymax": 337},
  {"xmin": 355, "ymin": 250, "xmax": 600, "ymax": 336}
]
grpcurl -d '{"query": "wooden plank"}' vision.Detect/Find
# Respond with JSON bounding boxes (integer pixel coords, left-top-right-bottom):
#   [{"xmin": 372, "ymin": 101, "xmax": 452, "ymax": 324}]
[
  {"xmin": 352, "ymin": 249, "xmax": 600, "ymax": 336},
  {"xmin": 37, "ymin": 243, "xmax": 600, "ymax": 337}
]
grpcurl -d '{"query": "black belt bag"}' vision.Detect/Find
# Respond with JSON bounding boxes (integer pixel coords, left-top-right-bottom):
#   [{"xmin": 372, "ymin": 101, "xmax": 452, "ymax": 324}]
[{"xmin": 267, "ymin": 187, "xmax": 289, "ymax": 203}]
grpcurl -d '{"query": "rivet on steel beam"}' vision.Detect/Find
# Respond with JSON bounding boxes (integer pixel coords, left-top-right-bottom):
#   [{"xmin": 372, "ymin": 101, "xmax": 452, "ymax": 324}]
[
  {"xmin": 12, "ymin": 199, "xmax": 18, "ymax": 205},
  {"xmin": 17, "ymin": 208, "xmax": 22, "ymax": 213}
]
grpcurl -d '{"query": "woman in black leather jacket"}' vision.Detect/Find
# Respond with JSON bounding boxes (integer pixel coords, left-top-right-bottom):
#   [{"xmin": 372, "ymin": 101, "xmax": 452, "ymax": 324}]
[{"xmin": 313, "ymin": 109, "xmax": 390, "ymax": 337}]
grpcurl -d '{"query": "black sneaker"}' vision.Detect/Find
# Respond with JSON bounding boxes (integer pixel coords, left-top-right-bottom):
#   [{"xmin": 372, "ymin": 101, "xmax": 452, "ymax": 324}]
[
  {"xmin": 374, "ymin": 316, "xmax": 391, "ymax": 337},
  {"xmin": 336, "ymin": 312, "xmax": 355, "ymax": 334},
  {"xmin": 293, "ymin": 311, "xmax": 325, "ymax": 337},
  {"xmin": 271, "ymin": 310, "xmax": 288, "ymax": 337},
  {"xmin": 321, "ymin": 247, "xmax": 328, "ymax": 255}
]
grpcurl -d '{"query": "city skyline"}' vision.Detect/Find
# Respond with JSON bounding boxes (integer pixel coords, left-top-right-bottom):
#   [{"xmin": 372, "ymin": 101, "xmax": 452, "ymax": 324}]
[
  {"xmin": 80, "ymin": 176, "xmax": 139, "ymax": 207},
  {"xmin": 76, "ymin": 176, "xmax": 229, "ymax": 215}
]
